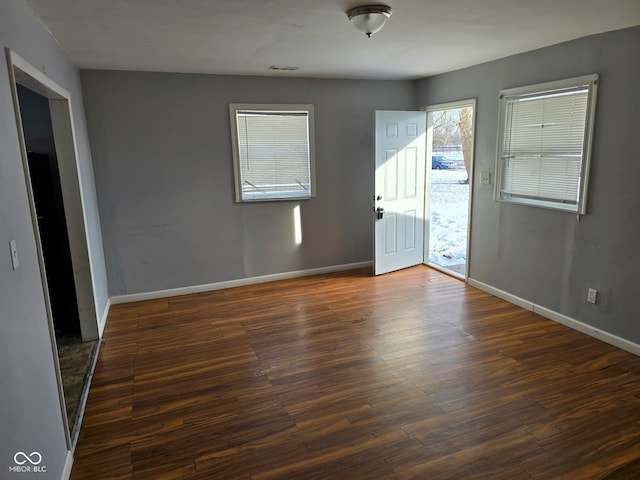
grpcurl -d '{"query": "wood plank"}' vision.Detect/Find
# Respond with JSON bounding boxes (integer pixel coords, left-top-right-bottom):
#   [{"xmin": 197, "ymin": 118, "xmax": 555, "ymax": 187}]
[{"xmin": 71, "ymin": 266, "xmax": 640, "ymax": 479}]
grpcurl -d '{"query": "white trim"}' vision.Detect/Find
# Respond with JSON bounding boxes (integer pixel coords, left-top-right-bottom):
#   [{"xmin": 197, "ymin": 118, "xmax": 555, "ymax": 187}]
[
  {"xmin": 8, "ymin": 49, "xmax": 69, "ymax": 99},
  {"xmin": 111, "ymin": 261, "xmax": 373, "ymax": 304},
  {"xmin": 468, "ymin": 277, "xmax": 640, "ymax": 357},
  {"xmin": 499, "ymin": 74, "xmax": 599, "ymax": 98},
  {"xmin": 422, "ymin": 98, "xmax": 476, "ymax": 114},
  {"xmin": 467, "ymin": 278, "xmax": 534, "ymax": 311},
  {"xmin": 421, "ymin": 99, "xmax": 476, "ymax": 280},
  {"xmin": 98, "ymin": 298, "xmax": 111, "ymax": 337},
  {"xmin": 534, "ymin": 305, "xmax": 640, "ymax": 357},
  {"xmin": 49, "ymin": 98, "xmax": 100, "ymax": 341},
  {"xmin": 60, "ymin": 451, "xmax": 73, "ymax": 480}
]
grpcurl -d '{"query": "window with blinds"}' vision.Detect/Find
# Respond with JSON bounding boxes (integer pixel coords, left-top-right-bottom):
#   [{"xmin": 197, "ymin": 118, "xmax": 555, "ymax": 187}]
[
  {"xmin": 230, "ymin": 104, "xmax": 315, "ymax": 202},
  {"xmin": 496, "ymin": 75, "xmax": 598, "ymax": 214}
]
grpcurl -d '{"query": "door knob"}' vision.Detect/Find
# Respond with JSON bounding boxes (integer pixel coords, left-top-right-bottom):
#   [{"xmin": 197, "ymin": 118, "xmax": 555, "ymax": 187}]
[{"xmin": 376, "ymin": 207, "xmax": 384, "ymax": 220}]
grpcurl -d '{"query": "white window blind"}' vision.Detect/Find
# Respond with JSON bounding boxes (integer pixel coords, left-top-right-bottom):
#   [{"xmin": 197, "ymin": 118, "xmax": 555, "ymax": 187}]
[
  {"xmin": 496, "ymin": 75, "xmax": 598, "ymax": 213},
  {"xmin": 230, "ymin": 104, "xmax": 315, "ymax": 202}
]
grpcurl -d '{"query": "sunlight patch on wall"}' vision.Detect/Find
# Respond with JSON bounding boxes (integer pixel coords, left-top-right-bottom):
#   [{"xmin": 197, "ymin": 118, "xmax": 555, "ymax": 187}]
[{"xmin": 293, "ymin": 205, "xmax": 302, "ymax": 246}]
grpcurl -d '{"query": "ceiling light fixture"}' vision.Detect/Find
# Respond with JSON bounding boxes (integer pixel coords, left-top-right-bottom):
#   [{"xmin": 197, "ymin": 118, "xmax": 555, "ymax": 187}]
[{"xmin": 346, "ymin": 4, "xmax": 393, "ymax": 38}]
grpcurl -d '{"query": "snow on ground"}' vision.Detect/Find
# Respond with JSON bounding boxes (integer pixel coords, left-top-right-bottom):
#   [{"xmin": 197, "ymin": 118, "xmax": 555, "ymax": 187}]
[{"xmin": 428, "ymin": 168, "xmax": 469, "ymax": 269}]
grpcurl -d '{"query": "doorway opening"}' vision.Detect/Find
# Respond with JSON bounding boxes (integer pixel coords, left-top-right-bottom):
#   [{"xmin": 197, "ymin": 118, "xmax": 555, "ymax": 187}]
[
  {"xmin": 424, "ymin": 101, "xmax": 475, "ymax": 279},
  {"xmin": 16, "ymin": 84, "xmax": 97, "ymax": 439},
  {"xmin": 18, "ymin": 85, "xmax": 82, "ymax": 336},
  {"xmin": 373, "ymin": 103, "xmax": 475, "ymax": 280},
  {"xmin": 7, "ymin": 49, "xmax": 100, "ymax": 447}
]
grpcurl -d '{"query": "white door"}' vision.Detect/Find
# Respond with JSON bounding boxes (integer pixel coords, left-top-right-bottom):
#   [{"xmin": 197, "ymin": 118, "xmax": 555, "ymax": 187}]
[{"xmin": 374, "ymin": 111, "xmax": 426, "ymax": 275}]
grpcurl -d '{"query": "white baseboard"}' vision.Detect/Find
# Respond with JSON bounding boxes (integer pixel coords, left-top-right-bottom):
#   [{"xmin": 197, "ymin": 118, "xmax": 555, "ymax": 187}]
[
  {"xmin": 534, "ymin": 305, "xmax": 640, "ymax": 356},
  {"xmin": 467, "ymin": 278, "xmax": 534, "ymax": 311},
  {"xmin": 110, "ymin": 261, "xmax": 373, "ymax": 305},
  {"xmin": 468, "ymin": 277, "xmax": 640, "ymax": 357},
  {"xmin": 60, "ymin": 450, "xmax": 73, "ymax": 480}
]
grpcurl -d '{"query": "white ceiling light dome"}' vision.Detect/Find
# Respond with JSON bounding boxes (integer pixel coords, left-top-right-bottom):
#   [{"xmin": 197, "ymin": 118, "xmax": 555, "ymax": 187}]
[{"xmin": 346, "ymin": 4, "xmax": 393, "ymax": 38}]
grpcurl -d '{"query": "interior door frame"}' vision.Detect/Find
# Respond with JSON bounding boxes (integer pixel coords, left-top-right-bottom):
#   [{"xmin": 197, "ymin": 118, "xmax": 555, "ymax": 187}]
[
  {"xmin": 6, "ymin": 48, "xmax": 101, "ymax": 448},
  {"xmin": 421, "ymin": 99, "xmax": 477, "ymax": 280}
]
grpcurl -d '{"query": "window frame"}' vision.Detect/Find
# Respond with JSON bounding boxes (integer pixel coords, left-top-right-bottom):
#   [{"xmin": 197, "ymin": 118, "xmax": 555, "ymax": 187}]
[
  {"xmin": 494, "ymin": 74, "xmax": 598, "ymax": 214},
  {"xmin": 229, "ymin": 103, "xmax": 316, "ymax": 203}
]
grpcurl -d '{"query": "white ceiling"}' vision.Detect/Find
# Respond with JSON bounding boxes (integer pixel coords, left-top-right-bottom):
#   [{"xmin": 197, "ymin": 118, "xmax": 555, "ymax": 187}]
[{"xmin": 25, "ymin": 0, "xmax": 640, "ymax": 80}]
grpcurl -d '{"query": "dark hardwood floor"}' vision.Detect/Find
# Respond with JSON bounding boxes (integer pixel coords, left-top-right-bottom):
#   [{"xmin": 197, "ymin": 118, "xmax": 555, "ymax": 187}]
[{"xmin": 71, "ymin": 266, "xmax": 640, "ymax": 479}]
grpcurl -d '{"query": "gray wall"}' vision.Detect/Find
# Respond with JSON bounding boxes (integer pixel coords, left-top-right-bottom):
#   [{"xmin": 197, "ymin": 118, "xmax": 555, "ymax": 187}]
[
  {"xmin": 81, "ymin": 71, "xmax": 414, "ymax": 296},
  {"xmin": 82, "ymin": 27, "xmax": 640, "ymax": 346},
  {"xmin": 0, "ymin": 0, "xmax": 108, "ymax": 477},
  {"xmin": 416, "ymin": 26, "xmax": 640, "ymax": 343}
]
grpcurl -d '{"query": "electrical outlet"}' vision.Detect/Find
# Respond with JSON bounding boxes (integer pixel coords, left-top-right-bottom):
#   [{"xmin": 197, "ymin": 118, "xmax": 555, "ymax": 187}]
[
  {"xmin": 587, "ymin": 288, "xmax": 598, "ymax": 304},
  {"xmin": 480, "ymin": 171, "xmax": 491, "ymax": 186}
]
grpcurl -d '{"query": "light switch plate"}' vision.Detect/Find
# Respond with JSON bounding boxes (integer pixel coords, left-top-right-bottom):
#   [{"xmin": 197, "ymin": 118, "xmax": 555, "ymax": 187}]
[
  {"xmin": 480, "ymin": 171, "xmax": 491, "ymax": 186},
  {"xmin": 10, "ymin": 240, "xmax": 19, "ymax": 270}
]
